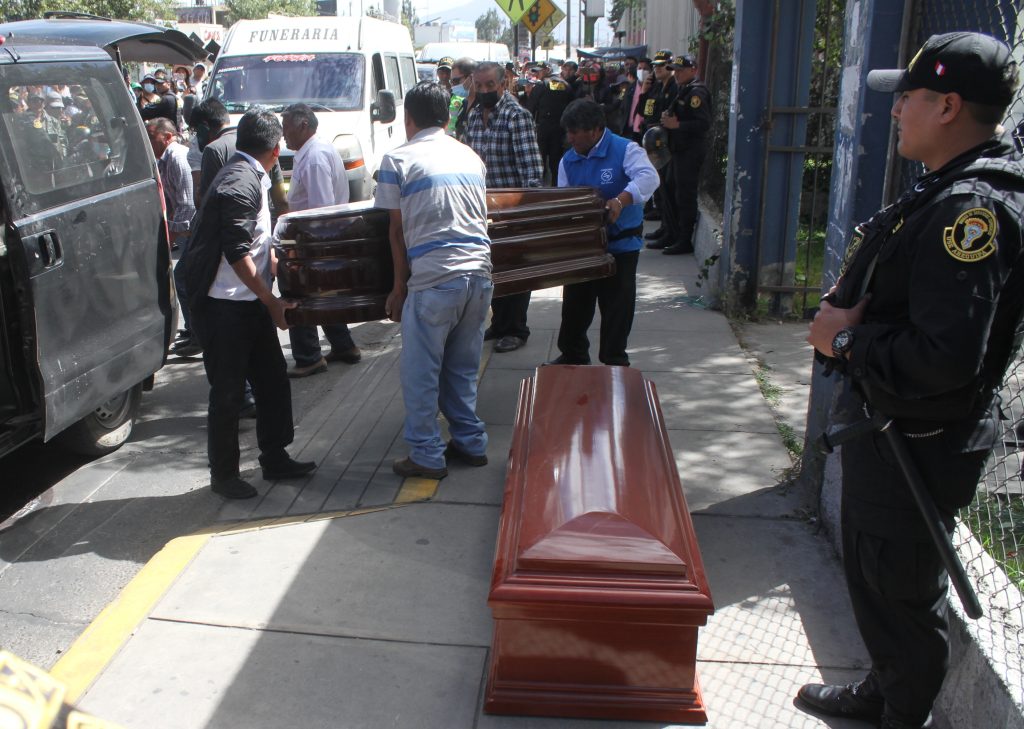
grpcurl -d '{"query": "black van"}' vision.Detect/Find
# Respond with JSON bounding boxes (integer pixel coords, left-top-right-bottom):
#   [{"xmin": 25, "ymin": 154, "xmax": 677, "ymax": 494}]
[{"xmin": 0, "ymin": 20, "xmax": 206, "ymax": 458}]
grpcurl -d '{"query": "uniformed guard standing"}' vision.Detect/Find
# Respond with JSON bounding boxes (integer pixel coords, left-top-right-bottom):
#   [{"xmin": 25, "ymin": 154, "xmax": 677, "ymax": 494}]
[
  {"xmin": 640, "ymin": 49, "xmax": 677, "ymax": 243},
  {"xmin": 659, "ymin": 53, "xmax": 711, "ymax": 255},
  {"xmin": 528, "ymin": 69, "xmax": 574, "ymax": 184},
  {"xmin": 802, "ymin": 31, "xmax": 1024, "ymax": 729}
]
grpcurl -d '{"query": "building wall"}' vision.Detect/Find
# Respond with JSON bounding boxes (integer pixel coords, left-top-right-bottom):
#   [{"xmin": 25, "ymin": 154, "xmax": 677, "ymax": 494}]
[{"xmin": 644, "ymin": 0, "xmax": 701, "ymax": 55}]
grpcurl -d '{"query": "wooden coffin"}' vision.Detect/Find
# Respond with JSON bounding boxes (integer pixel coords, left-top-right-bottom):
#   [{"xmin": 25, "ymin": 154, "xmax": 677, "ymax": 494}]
[
  {"xmin": 485, "ymin": 365, "xmax": 715, "ymax": 723},
  {"xmin": 275, "ymin": 187, "xmax": 613, "ymax": 326}
]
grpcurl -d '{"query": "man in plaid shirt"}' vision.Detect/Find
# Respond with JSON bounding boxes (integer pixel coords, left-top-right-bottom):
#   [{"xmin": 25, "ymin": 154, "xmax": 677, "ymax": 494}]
[{"xmin": 465, "ymin": 61, "xmax": 544, "ymax": 353}]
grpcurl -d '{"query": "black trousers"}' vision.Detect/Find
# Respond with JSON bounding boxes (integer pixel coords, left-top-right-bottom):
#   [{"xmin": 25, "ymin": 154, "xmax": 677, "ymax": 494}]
[
  {"xmin": 556, "ymin": 250, "xmax": 639, "ymax": 366},
  {"xmin": 490, "ymin": 292, "xmax": 531, "ymax": 340},
  {"xmin": 666, "ymin": 145, "xmax": 706, "ymax": 250},
  {"xmin": 194, "ymin": 297, "xmax": 294, "ymax": 481},
  {"xmin": 839, "ymin": 429, "xmax": 987, "ymax": 726},
  {"xmin": 537, "ymin": 124, "xmax": 566, "ymax": 185}
]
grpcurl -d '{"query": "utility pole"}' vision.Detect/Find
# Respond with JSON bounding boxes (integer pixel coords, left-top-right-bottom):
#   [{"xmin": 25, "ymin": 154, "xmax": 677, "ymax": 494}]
[{"xmin": 565, "ymin": 0, "xmax": 571, "ymax": 60}]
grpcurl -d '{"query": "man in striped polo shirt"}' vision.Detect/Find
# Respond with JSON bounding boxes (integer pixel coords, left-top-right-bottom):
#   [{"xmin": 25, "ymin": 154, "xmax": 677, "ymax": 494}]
[{"xmin": 375, "ymin": 82, "xmax": 494, "ymax": 480}]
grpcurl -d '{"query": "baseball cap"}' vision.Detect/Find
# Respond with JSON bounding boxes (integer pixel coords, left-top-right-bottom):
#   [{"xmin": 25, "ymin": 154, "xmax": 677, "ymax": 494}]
[
  {"xmin": 612, "ymin": 74, "xmax": 629, "ymax": 86},
  {"xmin": 867, "ymin": 31, "xmax": 1018, "ymax": 108},
  {"xmin": 437, "ymin": 56, "xmax": 454, "ymax": 70},
  {"xmin": 142, "ymin": 73, "xmax": 158, "ymax": 83},
  {"xmin": 653, "ymin": 49, "xmax": 673, "ymax": 66},
  {"xmin": 667, "ymin": 53, "xmax": 695, "ymax": 69}
]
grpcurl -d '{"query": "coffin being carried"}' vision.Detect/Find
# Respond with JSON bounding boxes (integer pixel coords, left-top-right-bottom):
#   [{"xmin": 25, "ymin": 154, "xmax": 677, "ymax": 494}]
[{"xmin": 274, "ymin": 187, "xmax": 613, "ymax": 326}]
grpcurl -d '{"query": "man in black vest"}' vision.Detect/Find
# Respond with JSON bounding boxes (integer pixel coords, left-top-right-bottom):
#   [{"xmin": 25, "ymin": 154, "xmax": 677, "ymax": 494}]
[
  {"xmin": 639, "ymin": 49, "xmax": 676, "ymax": 234},
  {"xmin": 802, "ymin": 32, "xmax": 1024, "ymax": 729},
  {"xmin": 658, "ymin": 53, "xmax": 711, "ymax": 255}
]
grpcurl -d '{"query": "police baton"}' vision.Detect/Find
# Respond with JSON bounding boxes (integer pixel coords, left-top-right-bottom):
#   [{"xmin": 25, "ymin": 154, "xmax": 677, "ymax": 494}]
[{"xmin": 820, "ymin": 411, "xmax": 984, "ymax": 620}]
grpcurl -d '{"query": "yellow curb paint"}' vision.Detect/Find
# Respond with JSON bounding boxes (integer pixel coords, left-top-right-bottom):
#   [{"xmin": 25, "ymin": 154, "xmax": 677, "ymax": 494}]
[
  {"xmin": 394, "ymin": 477, "xmax": 439, "ymax": 503},
  {"xmin": 50, "ymin": 532, "xmax": 210, "ymax": 702},
  {"xmin": 47, "ymin": 504, "xmax": 411, "ymax": 703}
]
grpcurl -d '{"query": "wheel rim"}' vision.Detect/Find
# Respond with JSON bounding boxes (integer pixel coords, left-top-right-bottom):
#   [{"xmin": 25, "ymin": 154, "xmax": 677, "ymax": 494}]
[{"xmin": 93, "ymin": 391, "xmax": 131, "ymax": 427}]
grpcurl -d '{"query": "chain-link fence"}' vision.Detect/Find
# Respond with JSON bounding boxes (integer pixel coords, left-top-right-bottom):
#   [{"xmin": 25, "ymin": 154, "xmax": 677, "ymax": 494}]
[{"xmin": 902, "ymin": 0, "xmax": 1024, "ymax": 704}]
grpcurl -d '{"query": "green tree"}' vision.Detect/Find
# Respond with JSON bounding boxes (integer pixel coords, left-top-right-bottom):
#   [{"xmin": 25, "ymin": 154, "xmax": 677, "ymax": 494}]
[
  {"xmin": 608, "ymin": 0, "xmax": 643, "ymax": 31},
  {"xmin": 400, "ymin": 0, "xmax": 417, "ymax": 34},
  {"xmin": 475, "ymin": 8, "xmax": 505, "ymax": 42},
  {"xmin": 2, "ymin": 0, "xmax": 177, "ymax": 22},
  {"xmin": 224, "ymin": 0, "xmax": 316, "ymax": 25}
]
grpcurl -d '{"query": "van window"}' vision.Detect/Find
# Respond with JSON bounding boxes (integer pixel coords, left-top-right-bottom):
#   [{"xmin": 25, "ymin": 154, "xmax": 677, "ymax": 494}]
[
  {"xmin": 209, "ymin": 53, "xmax": 366, "ymax": 113},
  {"xmin": 383, "ymin": 55, "xmax": 402, "ymax": 102},
  {"xmin": 399, "ymin": 56, "xmax": 416, "ymax": 93},
  {"xmin": 0, "ymin": 63, "xmax": 150, "ymax": 214}
]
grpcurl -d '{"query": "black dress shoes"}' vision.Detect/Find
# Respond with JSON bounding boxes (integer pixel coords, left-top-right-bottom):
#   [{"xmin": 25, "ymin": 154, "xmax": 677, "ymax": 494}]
[
  {"xmin": 644, "ymin": 228, "xmax": 666, "ymax": 241},
  {"xmin": 494, "ymin": 335, "xmax": 525, "ymax": 353},
  {"xmin": 662, "ymin": 243, "xmax": 694, "ymax": 255},
  {"xmin": 645, "ymin": 239, "xmax": 668, "ymax": 250},
  {"xmin": 211, "ymin": 477, "xmax": 258, "ymax": 499},
  {"xmin": 260, "ymin": 456, "xmax": 317, "ymax": 480},
  {"xmin": 544, "ymin": 354, "xmax": 591, "ymax": 366},
  {"xmin": 795, "ymin": 678, "xmax": 884, "ymax": 723}
]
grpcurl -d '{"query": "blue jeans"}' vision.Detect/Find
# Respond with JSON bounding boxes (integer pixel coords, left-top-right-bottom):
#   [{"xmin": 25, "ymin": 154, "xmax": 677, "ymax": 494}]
[
  {"xmin": 400, "ymin": 274, "xmax": 493, "ymax": 469},
  {"xmin": 288, "ymin": 323, "xmax": 355, "ymax": 367}
]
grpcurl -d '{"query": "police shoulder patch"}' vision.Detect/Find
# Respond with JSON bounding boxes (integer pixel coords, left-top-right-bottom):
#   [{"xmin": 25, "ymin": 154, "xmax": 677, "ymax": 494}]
[
  {"xmin": 943, "ymin": 207, "xmax": 998, "ymax": 262},
  {"xmin": 689, "ymin": 95, "xmax": 702, "ymax": 108}
]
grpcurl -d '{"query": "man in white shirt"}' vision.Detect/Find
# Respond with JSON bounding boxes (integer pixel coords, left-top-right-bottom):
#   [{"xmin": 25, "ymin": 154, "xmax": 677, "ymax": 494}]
[
  {"xmin": 281, "ymin": 103, "xmax": 362, "ymax": 377},
  {"xmin": 183, "ymin": 108, "xmax": 316, "ymax": 499}
]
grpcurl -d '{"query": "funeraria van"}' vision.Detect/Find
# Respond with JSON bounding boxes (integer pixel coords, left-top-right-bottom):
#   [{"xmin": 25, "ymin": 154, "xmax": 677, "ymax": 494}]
[{"xmin": 247, "ymin": 28, "xmax": 340, "ymax": 43}]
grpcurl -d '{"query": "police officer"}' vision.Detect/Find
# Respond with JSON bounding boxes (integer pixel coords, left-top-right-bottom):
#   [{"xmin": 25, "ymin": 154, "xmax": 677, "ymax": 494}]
[
  {"xmin": 528, "ymin": 65, "xmax": 574, "ymax": 184},
  {"xmin": 803, "ymin": 32, "xmax": 1024, "ymax": 729},
  {"xmin": 436, "ymin": 56, "xmax": 454, "ymax": 91},
  {"xmin": 640, "ymin": 49, "xmax": 676, "ymax": 240},
  {"xmin": 659, "ymin": 53, "xmax": 711, "ymax": 255}
]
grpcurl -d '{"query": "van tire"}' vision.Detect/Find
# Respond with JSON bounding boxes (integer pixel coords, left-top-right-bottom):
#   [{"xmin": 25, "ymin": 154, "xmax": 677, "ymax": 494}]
[{"xmin": 57, "ymin": 384, "xmax": 143, "ymax": 456}]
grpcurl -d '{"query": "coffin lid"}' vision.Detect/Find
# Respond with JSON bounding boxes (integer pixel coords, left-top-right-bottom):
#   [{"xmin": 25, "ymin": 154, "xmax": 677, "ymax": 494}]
[{"xmin": 504, "ymin": 366, "xmax": 710, "ymax": 593}]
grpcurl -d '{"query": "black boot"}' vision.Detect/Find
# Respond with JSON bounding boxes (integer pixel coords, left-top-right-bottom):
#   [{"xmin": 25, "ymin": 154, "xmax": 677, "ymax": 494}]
[{"xmin": 795, "ymin": 673, "xmax": 883, "ymax": 723}]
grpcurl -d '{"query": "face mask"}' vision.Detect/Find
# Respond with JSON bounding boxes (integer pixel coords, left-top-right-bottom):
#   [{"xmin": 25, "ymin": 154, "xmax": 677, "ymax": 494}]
[
  {"xmin": 143, "ymin": 83, "xmax": 155, "ymax": 93},
  {"xmin": 477, "ymin": 90, "xmax": 500, "ymax": 108},
  {"xmin": 637, "ymin": 69, "xmax": 649, "ymax": 84}
]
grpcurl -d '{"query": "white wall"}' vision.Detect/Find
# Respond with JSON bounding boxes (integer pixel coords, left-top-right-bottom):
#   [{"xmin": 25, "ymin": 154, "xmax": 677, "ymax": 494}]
[{"xmin": 644, "ymin": 0, "xmax": 701, "ymax": 56}]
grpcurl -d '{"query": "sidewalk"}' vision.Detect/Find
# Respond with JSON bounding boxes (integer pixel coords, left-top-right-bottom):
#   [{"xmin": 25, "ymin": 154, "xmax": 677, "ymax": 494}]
[{"xmin": 61, "ymin": 229, "xmax": 871, "ymax": 729}]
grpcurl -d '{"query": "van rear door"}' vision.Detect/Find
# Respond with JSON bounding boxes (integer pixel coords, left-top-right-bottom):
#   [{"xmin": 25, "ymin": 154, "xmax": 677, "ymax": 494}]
[{"xmin": 0, "ymin": 59, "xmax": 169, "ymax": 440}]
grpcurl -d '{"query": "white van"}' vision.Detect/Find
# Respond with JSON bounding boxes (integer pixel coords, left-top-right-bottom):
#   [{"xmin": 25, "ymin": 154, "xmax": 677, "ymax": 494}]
[
  {"xmin": 418, "ymin": 41, "xmax": 510, "ymax": 64},
  {"xmin": 206, "ymin": 15, "xmax": 416, "ymax": 201}
]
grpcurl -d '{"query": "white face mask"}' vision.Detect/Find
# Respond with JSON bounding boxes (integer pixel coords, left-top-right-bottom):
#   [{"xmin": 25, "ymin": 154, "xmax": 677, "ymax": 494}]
[{"xmin": 637, "ymin": 69, "xmax": 649, "ymax": 84}]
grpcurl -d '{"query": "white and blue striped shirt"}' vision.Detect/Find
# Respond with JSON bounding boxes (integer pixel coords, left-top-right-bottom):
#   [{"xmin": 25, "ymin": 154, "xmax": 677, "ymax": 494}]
[{"xmin": 374, "ymin": 127, "xmax": 491, "ymax": 292}]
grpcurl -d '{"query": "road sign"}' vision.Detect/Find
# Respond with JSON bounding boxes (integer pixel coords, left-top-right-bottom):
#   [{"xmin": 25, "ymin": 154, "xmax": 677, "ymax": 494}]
[
  {"xmin": 493, "ymin": 0, "xmax": 534, "ymax": 25},
  {"xmin": 522, "ymin": 0, "xmax": 557, "ymax": 35},
  {"xmin": 536, "ymin": 3, "xmax": 565, "ymax": 37}
]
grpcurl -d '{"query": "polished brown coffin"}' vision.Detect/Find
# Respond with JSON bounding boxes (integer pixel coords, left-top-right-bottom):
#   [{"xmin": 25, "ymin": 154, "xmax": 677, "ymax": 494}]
[
  {"xmin": 274, "ymin": 187, "xmax": 612, "ymax": 326},
  {"xmin": 485, "ymin": 365, "xmax": 715, "ymax": 723}
]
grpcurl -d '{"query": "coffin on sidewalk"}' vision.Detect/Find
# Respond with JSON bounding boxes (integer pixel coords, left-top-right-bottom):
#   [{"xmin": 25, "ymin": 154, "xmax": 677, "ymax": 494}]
[
  {"xmin": 274, "ymin": 187, "xmax": 613, "ymax": 326},
  {"xmin": 486, "ymin": 365, "xmax": 714, "ymax": 724}
]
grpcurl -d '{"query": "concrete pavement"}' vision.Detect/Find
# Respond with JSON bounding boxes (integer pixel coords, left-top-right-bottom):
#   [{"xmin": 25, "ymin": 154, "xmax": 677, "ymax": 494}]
[{"xmin": 52, "ymin": 229, "xmax": 873, "ymax": 728}]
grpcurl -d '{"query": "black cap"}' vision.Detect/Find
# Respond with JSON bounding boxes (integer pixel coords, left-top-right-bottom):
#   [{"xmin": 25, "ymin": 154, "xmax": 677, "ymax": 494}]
[
  {"xmin": 652, "ymin": 49, "xmax": 672, "ymax": 66},
  {"xmin": 667, "ymin": 53, "xmax": 695, "ymax": 69},
  {"xmin": 867, "ymin": 32, "xmax": 1018, "ymax": 108}
]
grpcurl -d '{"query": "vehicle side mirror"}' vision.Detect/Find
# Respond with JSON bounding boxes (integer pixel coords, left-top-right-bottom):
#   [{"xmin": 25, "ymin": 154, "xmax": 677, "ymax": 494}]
[{"xmin": 371, "ymin": 90, "xmax": 397, "ymax": 124}]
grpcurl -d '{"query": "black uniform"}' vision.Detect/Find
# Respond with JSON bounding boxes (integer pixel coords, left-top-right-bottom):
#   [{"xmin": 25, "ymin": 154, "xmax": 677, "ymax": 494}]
[
  {"xmin": 528, "ymin": 76, "xmax": 573, "ymax": 184},
  {"xmin": 824, "ymin": 135, "xmax": 1024, "ymax": 727},
  {"xmin": 643, "ymin": 76, "xmax": 676, "ymax": 231},
  {"xmin": 663, "ymin": 77, "xmax": 712, "ymax": 252}
]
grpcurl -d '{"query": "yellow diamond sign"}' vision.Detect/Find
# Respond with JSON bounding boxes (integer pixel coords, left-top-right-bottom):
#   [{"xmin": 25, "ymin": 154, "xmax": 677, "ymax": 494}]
[
  {"xmin": 522, "ymin": 0, "xmax": 558, "ymax": 35},
  {"xmin": 537, "ymin": 3, "xmax": 566, "ymax": 37},
  {"xmin": 494, "ymin": 0, "xmax": 535, "ymax": 24}
]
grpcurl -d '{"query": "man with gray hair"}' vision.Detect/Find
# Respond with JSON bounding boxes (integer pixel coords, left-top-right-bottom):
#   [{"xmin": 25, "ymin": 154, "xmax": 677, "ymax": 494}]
[{"xmin": 280, "ymin": 103, "xmax": 361, "ymax": 377}]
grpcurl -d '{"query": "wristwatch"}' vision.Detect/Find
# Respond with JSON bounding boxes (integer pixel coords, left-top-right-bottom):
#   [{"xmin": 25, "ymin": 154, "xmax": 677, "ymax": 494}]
[{"xmin": 831, "ymin": 327, "xmax": 855, "ymax": 360}]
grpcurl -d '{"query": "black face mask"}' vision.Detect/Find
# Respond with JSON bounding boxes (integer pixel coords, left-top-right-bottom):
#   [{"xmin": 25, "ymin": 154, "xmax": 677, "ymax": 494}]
[
  {"xmin": 477, "ymin": 90, "xmax": 500, "ymax": 108},
  {"xmin": 194, "ymin": 123, "xmax": 211, "ymax": 151}
]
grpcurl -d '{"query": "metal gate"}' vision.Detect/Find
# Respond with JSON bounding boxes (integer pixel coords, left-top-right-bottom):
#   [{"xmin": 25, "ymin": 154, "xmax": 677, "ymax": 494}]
[{"xmin": 753, "ymin": 0, "xmax": 846, "ymax": 319}]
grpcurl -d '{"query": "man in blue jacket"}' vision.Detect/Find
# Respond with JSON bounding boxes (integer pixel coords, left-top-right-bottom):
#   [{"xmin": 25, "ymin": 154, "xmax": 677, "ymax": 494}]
[{"xmin": 549, "ymin": 99, "xmax": 659, "ymax": 367}]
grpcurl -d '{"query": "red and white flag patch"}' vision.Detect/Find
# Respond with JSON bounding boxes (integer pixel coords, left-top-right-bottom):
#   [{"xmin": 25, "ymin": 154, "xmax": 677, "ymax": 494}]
[{"xmin": 935, "ymin": 60, "xmax": 946, "ymax": 76}]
